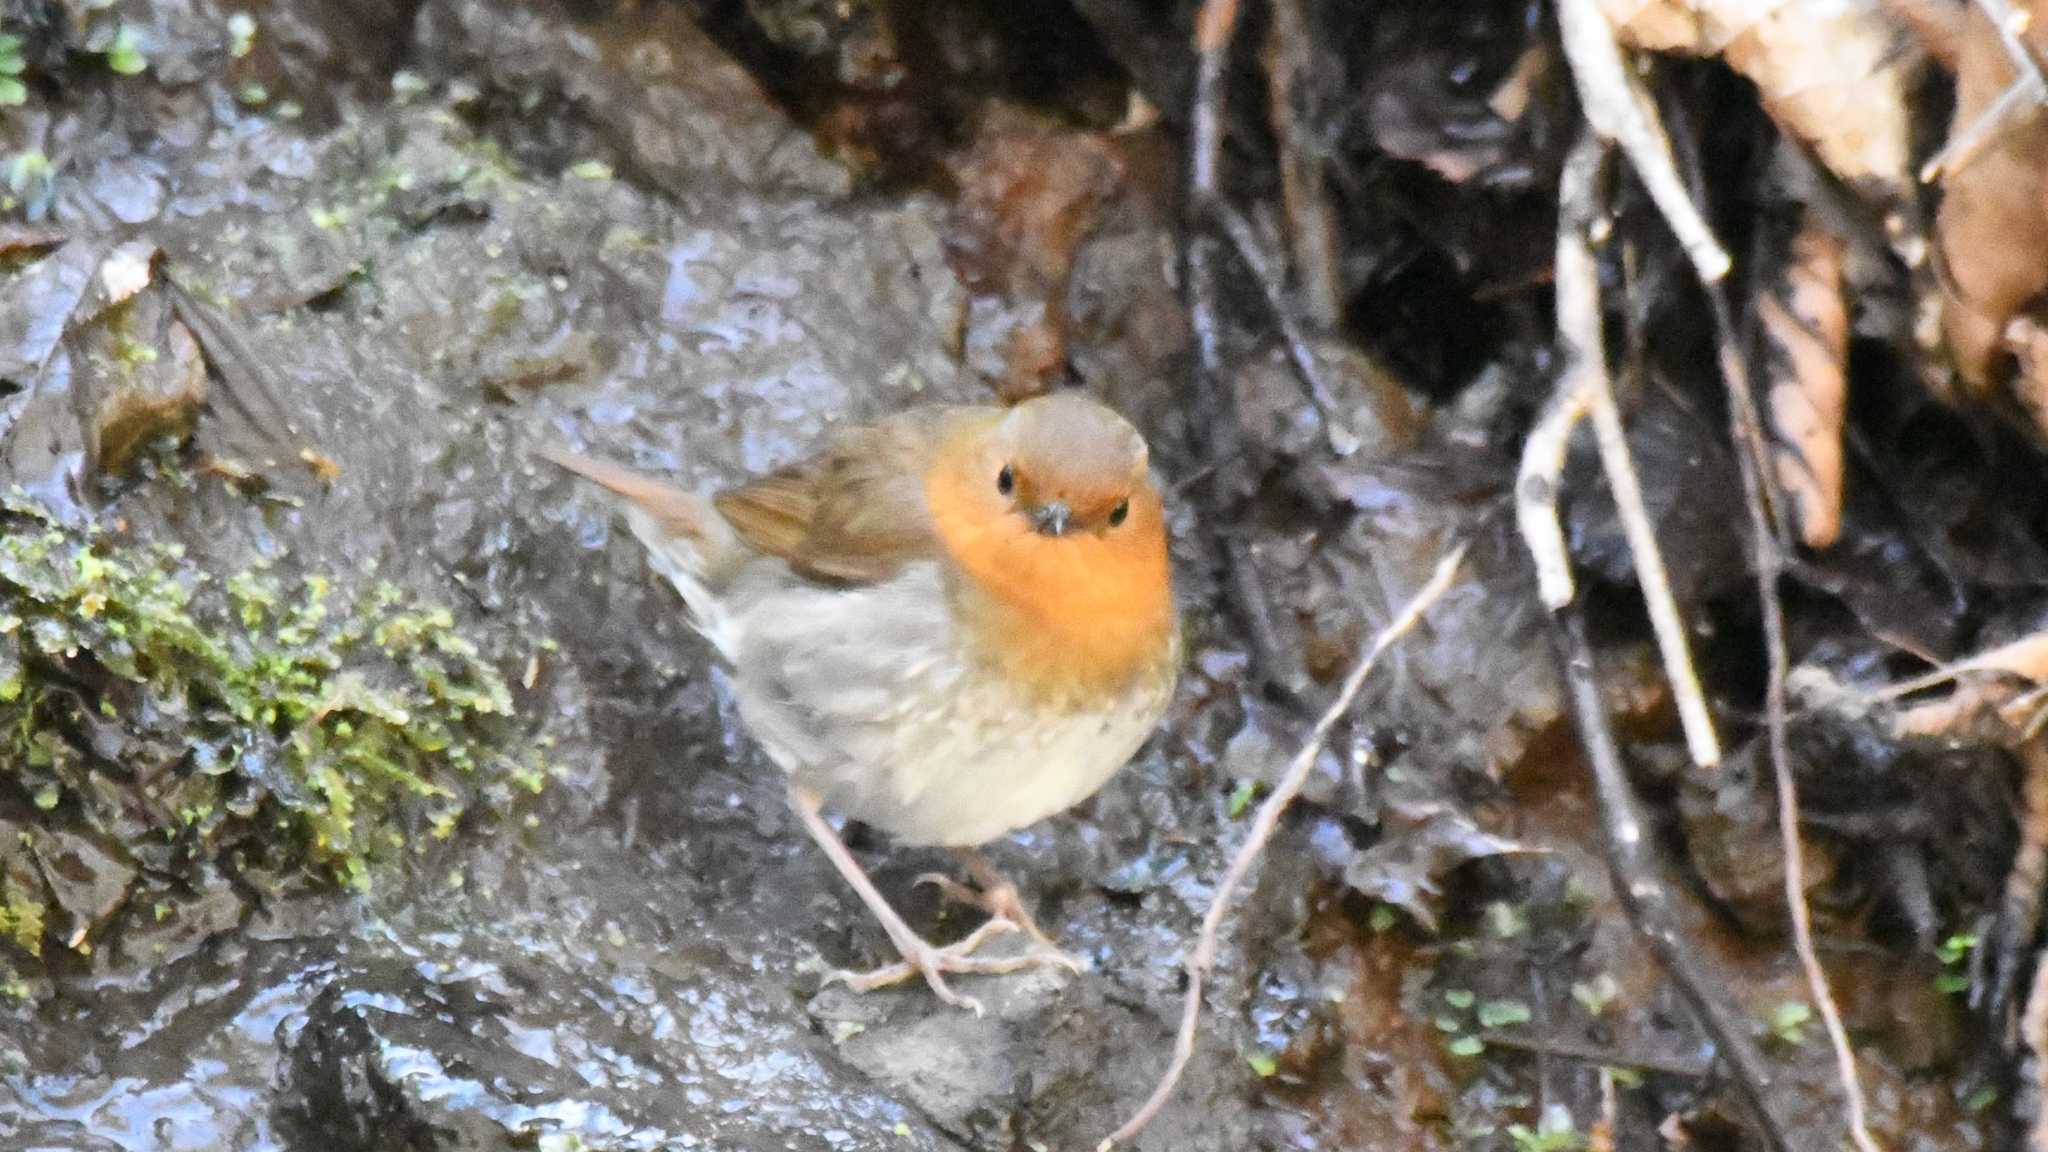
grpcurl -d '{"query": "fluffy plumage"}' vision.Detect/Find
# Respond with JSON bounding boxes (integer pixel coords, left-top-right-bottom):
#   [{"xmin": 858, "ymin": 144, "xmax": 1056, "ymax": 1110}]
[{"xmin": 542, "ymin": 391, "xmax": 1178, "ymax": 1004}]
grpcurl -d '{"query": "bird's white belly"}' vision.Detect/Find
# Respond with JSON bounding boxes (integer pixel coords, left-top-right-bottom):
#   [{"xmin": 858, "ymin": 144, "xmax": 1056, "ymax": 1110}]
[
  {"xmin": 718, "ymin": 561, "xmax": 1173, "ymax": 847},
  {"xmin": 847, "ymin": 677, "xmax": 1165, "ymax": 846}
]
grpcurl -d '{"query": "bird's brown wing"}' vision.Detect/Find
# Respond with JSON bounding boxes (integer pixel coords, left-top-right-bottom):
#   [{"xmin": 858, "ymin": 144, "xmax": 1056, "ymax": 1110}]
[{"xmin": 714, "ymin": 410, "xmax": 963, "ymax": 586}]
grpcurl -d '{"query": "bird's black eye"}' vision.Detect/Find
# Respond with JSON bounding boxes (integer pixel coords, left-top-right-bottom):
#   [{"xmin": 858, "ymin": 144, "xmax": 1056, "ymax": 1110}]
[
  {"xmin": 997, "ymin": 465, "xmax": 1014, "ymax": 496},
  {"xmin": 1108, "ymin": 499, "xmax": 1129, "ymax": 527}
]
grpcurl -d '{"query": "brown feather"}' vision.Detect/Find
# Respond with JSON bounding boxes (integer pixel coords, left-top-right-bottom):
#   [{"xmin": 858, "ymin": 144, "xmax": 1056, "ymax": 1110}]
[
  {"xmin": 712, "ymin": 469, "xmax": 816, "ymax": 559},
  {"xmin": 537, "ymin": 445, "xmax": 714, "ymax": 543},
  {"xmin": 715, "ymin": 410, "xmax": 965, "ymax": 586}
]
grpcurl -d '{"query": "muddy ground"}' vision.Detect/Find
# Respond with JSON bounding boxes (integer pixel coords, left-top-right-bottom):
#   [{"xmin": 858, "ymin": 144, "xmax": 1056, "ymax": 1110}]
[{"xmin": 0, "ymin": 1, "xmax": 2022, "ymax": 1150}]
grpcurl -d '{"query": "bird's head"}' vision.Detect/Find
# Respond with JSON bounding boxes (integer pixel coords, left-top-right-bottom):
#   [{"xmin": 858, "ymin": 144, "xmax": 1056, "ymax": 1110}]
[{"xmin": 925, "ymin": 392, "xmax": 1175, "ymax": 699}]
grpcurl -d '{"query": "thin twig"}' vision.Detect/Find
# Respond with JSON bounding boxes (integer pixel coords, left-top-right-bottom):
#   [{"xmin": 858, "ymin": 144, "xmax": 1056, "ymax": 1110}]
[
  {"xmin": 1265, "ymin": 0, "xmax": 1343, "ymax": 330},
  {"xmin": 1554, "ymin": 0, "xmax": 1731, "ymax": 281},
  {"xmin": 1477, "ymin": 1031, "xmax": 1710, "ymax": 1079},
  {"xmin": 1678, "ymin": 82, "xmax": 1878, "ymax": 1133},
  {"xmin": 1546, "ymin": 605, "xmax": 1795, "ymax": 1152},
  {"xmin": 1517, "ymin": 374, "xmax": 1589, "ymax": 610},
  {"xmin": 1176, "ymin": 0, "xmax": 1309, "ymax": 706},
  {"xmin": 1211, "ymin": 204, "xmax": 1361, "ymax": 456},
  {"xmin": 1977, "ymin": 0, "xmax": 2048, "ymax": 89},
  {"xmin": 1555, "ymin": 137, "xmax": 1722, "ymax": 771},
  {"xmin": 1528, "ymin": 137, "xmax": 1788, "ymax": 1149},
  {"xmin": 1099, "ymin": 543, "xmax": 1469, "ymax": 1151},
  {"xmin": 1920, "ymin": 71, "xmax": 2043, "ymax": 182},
  {"xmin": 1591, "ymin": 1066, "xmax": 1619, "ymax": 1152},
  {"xmin": 1921, "ymin": 0, "xmax": 2048, "ymax": 182},
  {"xmin": 1702, "ymin": 215, "xmax": 1884, "ymax": 1152},
  {"xmin": 1989, "ymin": 739, "xmax": 2048, "ymax": 1037},
  {"xmin": 2023, "ymin": 949, "xmax": 2048, "ymax": 1148}
]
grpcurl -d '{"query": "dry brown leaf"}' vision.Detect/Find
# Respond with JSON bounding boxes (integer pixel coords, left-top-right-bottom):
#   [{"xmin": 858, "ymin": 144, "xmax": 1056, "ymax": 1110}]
[
  {"xmin": 1601, "ymin": 0, "xmax": 1916, "ymax": 214},
  {"xmin": 1920, "ymin": 0, "xmax": 2048, "ymax": 438},
  {"xmin": 0, "ymin": 223, "xmax": 67, "ymax": 259},
  {"xmin": 299, "ymin": 448, "xmax": 343, "ymax": 480},
  {"xmin": 944, "ymin": 104, "xmax": 1132, "ymax": 400},
  {"xmin": 2005, "ymin": 310, "xmax": 2048, "ymax": 436},
  {"xmin": 93, "ymin": 319, "xmax": 208, "ymax": 475},
  {"xmin": 1885, "ymin": 628, "xmax": 2048, "ymax": 739},
  {"xmin": 1882, "ymin": 0, "xmax": 1967, "ymax": 68},
  {"xmin": 1760, "ymin": 219, "xmax": 1849, "ymax": 548},
  {"xmin": 2026, "ymin": 959, "xmax": 2048, "ymax": 1149},
  {"xmin": 1941, "ymin": 629, "xmax": 2048, "ymax": 684}
]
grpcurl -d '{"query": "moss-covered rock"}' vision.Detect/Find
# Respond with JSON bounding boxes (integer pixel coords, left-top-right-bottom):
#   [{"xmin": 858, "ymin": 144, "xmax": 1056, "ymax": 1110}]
[{"xmin": 0, "ymin": 494, "xmax": 549, "ymax": 991}]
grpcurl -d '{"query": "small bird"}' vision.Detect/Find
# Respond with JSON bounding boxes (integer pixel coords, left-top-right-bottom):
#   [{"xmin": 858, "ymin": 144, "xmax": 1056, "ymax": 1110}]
[{"xmin": 542, "ymin": 392, "xmax": 1179, "ymax": 1012}]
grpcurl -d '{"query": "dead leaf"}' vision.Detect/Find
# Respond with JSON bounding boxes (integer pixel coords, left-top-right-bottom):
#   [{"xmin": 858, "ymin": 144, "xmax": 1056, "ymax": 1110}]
[
  {"xmin": 1342, "ymin": 796, "xmax": 1526, "ymax": 932},
  {"xmin": 1924, "ymin": 0, "xmax": 2048, "ymax": 428},
  {"xmin": 1761, "ymin": 218, "xmax": 1849, "ymax": 548},
  {"xmin": 0, "ymin": 239, "xmax": 101, "ymax": 381},
  {"xmin": 92, "ymin": 320, "xmax": 209, "ymax": 475},
  {"xmin": 2005, "ymin": 311, "xmax": 2048, "ymax": 437},
  {"xmin": 167, "ymin": 278, "xmax": 333, "ymax": 485},
  {"xmin": 1910, "ymin": 630, "xmax": 2048, "ymax": 689},
  {"xmin": 0, "ymin": 223, "xmax": 67, "ymax": 259},
  {"xmin": 944, "ymin": 103, "xmax": 1129, "ymax": 400},
  {"xmin": 1602, "ymin": 0, "xmax": 1916, "ymax": 214},
  {"xmin": 299, "ymin": 448, "xmax": 342, "ymax": 480},
  {"xmin": 1879, "ymin": 627, "xmax": 2048, "ymax": 741}
]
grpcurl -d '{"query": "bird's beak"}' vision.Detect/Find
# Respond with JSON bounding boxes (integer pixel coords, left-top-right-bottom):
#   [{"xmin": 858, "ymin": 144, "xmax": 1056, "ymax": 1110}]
[{"xmin": 1031, "ymin": 501, "xmax": 1071, "ymax": 537}]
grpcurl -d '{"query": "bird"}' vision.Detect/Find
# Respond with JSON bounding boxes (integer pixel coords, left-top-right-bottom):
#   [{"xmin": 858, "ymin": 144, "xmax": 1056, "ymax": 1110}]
[{"xmin": 540, "ymin": 391, "xmax": 1180, "ymax": 1012}]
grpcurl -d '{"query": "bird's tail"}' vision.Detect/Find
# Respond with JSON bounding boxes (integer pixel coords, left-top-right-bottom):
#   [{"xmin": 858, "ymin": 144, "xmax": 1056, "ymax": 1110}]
[{"xmin": 537, "ymin": 445, "xmax": 746, "ymax": 655}]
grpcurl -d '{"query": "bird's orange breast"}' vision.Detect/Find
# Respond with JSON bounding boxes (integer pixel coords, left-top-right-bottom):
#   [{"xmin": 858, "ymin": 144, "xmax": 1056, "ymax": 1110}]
[{"xmin": 924, "ymin": 448, "xmax": 1176, "ymax": 707}]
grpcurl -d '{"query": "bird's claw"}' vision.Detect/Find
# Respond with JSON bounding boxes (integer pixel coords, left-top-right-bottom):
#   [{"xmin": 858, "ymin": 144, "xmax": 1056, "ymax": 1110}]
[
  {"xmin": 913, "ymin": 871, "xmax": 1089, "ymax": 973},
  {"xmin": 820, "ymin": 914, "xmax": 1083, "ymax": 1013}
]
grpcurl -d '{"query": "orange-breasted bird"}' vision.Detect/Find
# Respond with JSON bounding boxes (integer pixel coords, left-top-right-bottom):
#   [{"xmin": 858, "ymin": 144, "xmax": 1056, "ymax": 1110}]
[{"xmin": 542, "ymin": 392, "xmax": 1180, "ymax": 1012}]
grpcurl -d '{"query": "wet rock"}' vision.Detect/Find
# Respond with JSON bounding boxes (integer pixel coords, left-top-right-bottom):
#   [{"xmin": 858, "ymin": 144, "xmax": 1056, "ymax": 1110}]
[
  {"xmin": 810, "ymin": 962, "xmax": 1260, "ymax": 1152},
  {"xmin": 416, "ymin": 0, "xmax": 852, "ymax": 198},
  {"xmin": 1345, "ymin": 516, "xmax": 1564, "ymax": 787},
  {"xmin": 82, "ymin": 154, "xmax": 167, "ymax": 226},
  {"xmin": 1, "ymin": 26, "xmax": 1214, "ymax": 1148},
  {"xmin": 812, "ymin": 970, "xmax": 1076, "ymax": 1144},
  {"xmin": 477, "ymin": 322, "xmax": 598, "ymax": 401},
  {"xmin": 1342, "ymin": 791, "xmax": 1522, "ymax": 932},
  {"xmin": 112, "ymin": 864, "xmax": 247, "ymax": 969},
  {"xmin": 1237, "ymin": 343, "xmax": 1423, "ymax": 477},
  {"xmin": 29, "ymin": 825, "xmax": 136, "ymax": 954},
  {"xmin": 272, "ymin": 912, "xmax": 971, "ymax": 1152},
  {"xmin": 278, "ymin": 981, "xmax": 458, "ymax": 1152}
]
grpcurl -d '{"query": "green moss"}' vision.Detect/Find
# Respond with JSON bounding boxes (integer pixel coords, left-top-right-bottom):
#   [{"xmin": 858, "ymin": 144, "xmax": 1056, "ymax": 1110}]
[
  {"xmin": 0, "ymin": 34, "xmax": 27, "ymax": 107},
  {"xmin": 0, "ymin": 886, "xmax": 42, "ymax": 957},
  {"xmin": 0, "ymin": 495, "xmax": 548, "ymax": 953}
]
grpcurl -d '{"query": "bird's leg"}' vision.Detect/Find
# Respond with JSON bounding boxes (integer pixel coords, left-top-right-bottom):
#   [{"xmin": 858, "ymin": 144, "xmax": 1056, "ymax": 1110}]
[
  {"xmin": 915, "ymin": 847, "xmax": 1088, "ymax": 973},
  {"xmin": 791, "ymin": 785, "xmax": 1074, "ymax": 1015}
]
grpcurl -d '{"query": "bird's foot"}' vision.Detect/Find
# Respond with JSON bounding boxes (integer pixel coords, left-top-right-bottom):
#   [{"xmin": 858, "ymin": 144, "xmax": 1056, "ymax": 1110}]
[
  {"xmin": 915, "ymin": 871, "xmax": 1089, "ymax": 973},
  {"xmin": 821, "ymin": 915, "xmax": 1080, "ymax": 1015}
]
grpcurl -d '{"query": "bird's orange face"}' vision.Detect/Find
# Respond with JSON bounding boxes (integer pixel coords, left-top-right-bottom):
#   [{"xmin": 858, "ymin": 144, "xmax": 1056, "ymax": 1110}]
[{"xmin": 924, "ymin": 394, "xmax": 1175, "ymax": 704}]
